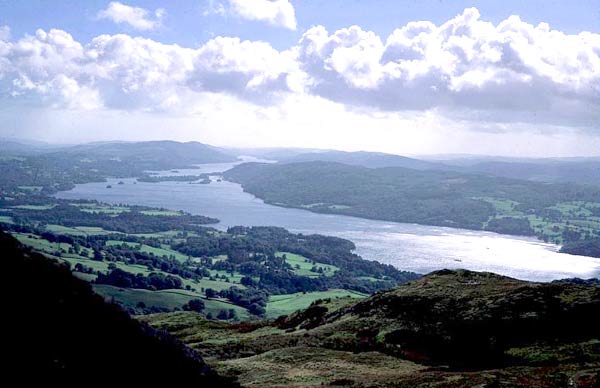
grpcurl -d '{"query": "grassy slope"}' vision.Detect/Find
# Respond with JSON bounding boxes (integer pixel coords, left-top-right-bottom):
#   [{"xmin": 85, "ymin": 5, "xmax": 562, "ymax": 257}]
[
  {"xmin": 275, "ymin": 251, "xmax": 339, "ymax": 278},
  {"xmin": 266, "ymin": 289, "xmax": 365, "ymax": 318},
  {"xmin": 143, "ymin": 270, "xmax": 600, "ymax": 387},
  {"xmin": 12, "ymin": 231, "xmax": 241, "ymax": 293},
  {"xmin": 94, "ymin": 285, "xmax": 251, "ymax": 319},
  {"xmin": 105, "ymin": 240, "xmax": 193, "ymax": 262},
  {"xmin": 45, "ymin": 224, "xmax": 117, "ymax": 236}
]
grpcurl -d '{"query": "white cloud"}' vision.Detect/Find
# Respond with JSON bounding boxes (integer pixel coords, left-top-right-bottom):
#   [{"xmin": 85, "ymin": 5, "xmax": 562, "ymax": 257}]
[
  {"xmin": 203, "ymin": 0, "xmax": 226, "ymax": 17},
  {"xmin": 0, "ymin": 27, "xmax": 299, "ymax": 111},
  {"xmin": 227, "ymin": 0, "xmax": 297, "ymax": 30},
  {"xmin": 97, "ymin": 1, "xmax": 164, "ymax": 31},
  {"xmin": 0, "ymin": 8, "xmax": 599, "ymax": 155},
  {"xmin": 296, "ymin": 8, "xmax": 600, "ymax": 128}
]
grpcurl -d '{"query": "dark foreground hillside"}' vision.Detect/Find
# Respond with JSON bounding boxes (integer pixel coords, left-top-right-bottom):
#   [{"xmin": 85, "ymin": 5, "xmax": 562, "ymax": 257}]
[
  {"xmin": 143, "ymin": 270, "xmax": 600, "ymax": 387},
  {"xmin": 0, "ymin": 229, "xmax": 237, "ymax": 386}
]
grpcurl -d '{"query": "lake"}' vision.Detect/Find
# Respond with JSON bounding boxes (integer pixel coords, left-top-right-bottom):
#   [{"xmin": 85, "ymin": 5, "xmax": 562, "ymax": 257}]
[{"xmin": 56, "ymin": 158, "xmax": 600, "ymax": 282}]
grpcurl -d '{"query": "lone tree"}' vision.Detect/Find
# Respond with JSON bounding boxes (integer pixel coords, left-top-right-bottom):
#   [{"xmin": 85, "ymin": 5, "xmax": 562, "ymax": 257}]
[
  {"xmin": 205, "ymin": 288, "xmax": 216, "ymax": 298},
  {"xmin": 183, "ymin": 299, "xmax": 205, "ymax": 313}
]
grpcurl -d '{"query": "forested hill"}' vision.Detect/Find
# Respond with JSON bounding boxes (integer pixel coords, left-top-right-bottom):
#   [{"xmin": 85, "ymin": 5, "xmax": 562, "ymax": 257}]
[
  {"xmin": 279, "ymin": 150, "xmax": 451, "ymax": 170},
  {"xmin": 252, "ymin": 148, "xmax": 600, "ymax": 187},
  {"xmin": 0, "ymin": 228, "xmax": 236, "ymax": 386},
  {"xmin": 224, "ymin": 161, "xmax": 600, "ymax": 244},
  {"xmin": 59, "ymin": 140, "xmax": 237, "ymax": 166},
  {"xmin": 0, "ymin": 140, "xmax": 237, "ymax": 193}
]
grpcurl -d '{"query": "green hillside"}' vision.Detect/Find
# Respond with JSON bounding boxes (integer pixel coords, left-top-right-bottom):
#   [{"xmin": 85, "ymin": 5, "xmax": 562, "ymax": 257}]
[
  {"xmin": 225, "ymin": 161, "xmax": 600, "ymax": 247},
  {"xmin": 142, "ymin": 269, "xmax": 600, "ymax": 387}
]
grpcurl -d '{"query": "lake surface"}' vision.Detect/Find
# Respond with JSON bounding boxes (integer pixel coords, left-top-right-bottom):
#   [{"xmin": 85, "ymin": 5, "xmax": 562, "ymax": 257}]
[{"xmin": 56, "ymin": 159, "xmax": 600, "ymax": 282}]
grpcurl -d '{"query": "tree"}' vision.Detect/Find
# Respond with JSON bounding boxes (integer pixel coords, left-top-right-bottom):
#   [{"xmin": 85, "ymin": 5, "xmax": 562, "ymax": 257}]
[
  {"xmin": 205, "ymin": 288, "xmax": 216, "ymax": 298},
  {"xmin": 183, "ymin": 299, "xmax": 205, "ymax": 313},
  {"xmin": 248, "ymin": 303, "xmax": 265, "ymax": 316},
  {"xmin": 217, "ymin": 310, "xmax": 228, "ymax": 320}
]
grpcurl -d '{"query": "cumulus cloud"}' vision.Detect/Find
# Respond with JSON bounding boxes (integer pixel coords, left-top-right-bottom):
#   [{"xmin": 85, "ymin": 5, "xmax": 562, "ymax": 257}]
[
  {"xmin": 227, "ymin": 0, "xmax": 297, "ymax": 30},
  {"xmin": 97, "ymin": 1, "xmax": 164, "ymax": 31},
  {"xmin": 296, "ymin": 8, "xmax": 600, "ymax": 128},
  {"xmin": 0, "ymin": 8, "xmax": 598, "ymax": 133},
  {"xmin": 0, "ymin": 27, "xmax": 299, "ymax": 111}
]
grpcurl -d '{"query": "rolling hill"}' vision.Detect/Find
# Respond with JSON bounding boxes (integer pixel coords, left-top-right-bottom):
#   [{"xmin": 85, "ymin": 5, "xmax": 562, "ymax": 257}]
[
  {"xmin": 142, "ymin": 269, "xmax": 600, "ymax": 387},
  {"xmin": 60, "ymin": 140, "xmax": 238, "ymax": 166},
  {"xmin": 279, "ymin": 150, "xmax": 450, "ymax": 170},
  {"xmin": 223, "ymin": 161, "xmax": 600, "ymax": 234}
]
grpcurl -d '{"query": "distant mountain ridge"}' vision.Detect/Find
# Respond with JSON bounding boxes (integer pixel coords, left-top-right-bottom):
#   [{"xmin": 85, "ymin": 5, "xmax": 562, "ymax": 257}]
[
  {"xmin": 461, "ymin": 160, "xmax": 600, "ymax": 186},
  {"xmin": 59, "ymin": 140, "xmax": 238, "ymax": 165},
  {"xmin": 272, "ymin": 149, "xmax": 600, "ymax": 186},
  {"xmin": 279, "ymin": 150, "xmax": 452, "ymax": 170},
  {"xmin": 2, "ymin": 140, "xmax": 597, "ymax": 186},
  {"xmin": 1, "ymin": 139, "xmax": 237, "ymax": 165}
]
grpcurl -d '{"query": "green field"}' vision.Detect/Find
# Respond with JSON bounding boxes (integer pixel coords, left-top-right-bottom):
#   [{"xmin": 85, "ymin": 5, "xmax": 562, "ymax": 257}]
[
  {"xmin": 72, "ymin": 203, "xmax": 184, "ymax": 217},
  {"xmin": 105, "ymin": 240, "xmax": 193, "ymax": 262},
  {"xmin": 549, "ymin": 201, "xmax": 594, "ymax": 217},
  {"xmin": 76, "ymin": 226, "xmax": 118, "ymax": 235},
  {"xmin": 357, "ymin": 276, "xmax": 382, "ymax": 282},
  {"xmin": 11, "ymin": 231, "xmax": 240, "ymax": 297},
  {"xmin": 195, "ymin": 277, "xmax": 244, "ymax": 292},
  {"xmin": 94, "ymin": 285, "xmax": 251, "ymax": 319},
  {"xmin": 478, "ymin": 197, "xmax": 600, "ymax": 244},
  {"xmin": 73, "ymin": 203, "xmax": 130, "ymax": 214},
  {"xmin": 16, "ymin": 185, "xmax": 42, "ymax": 191},
  {"xmin": 266, "ymin": 289, "xmax": 366, "ymax": 318},
  {"xmin": 45, "ymin": 224, "xmax": 117, "ymax": 237},
  {"xmin": 13, "ymin": 232, "xmax": 73, "ymax": 253},
  {"xmin": 60, "ymin": 252, "xmax": 238, "ymax": 294},
  {"xmin": 61, "ymin": 257, "xmax": 111, "ymax": 272},
  {"xmin": 209, "ymin": 269, "xmax": 245, "ymax": 284},
  {"xmin": 476, "ymin": 197, "xmax": 522, "ymax": 218},
  {"xmin": 276, "ymin": 252, "xmax": 339, "ymax": 278},
  {"xmin": 12, "ymin": 231, "xmax": 95, "ymax": 257},
  {"xmin": 0, "ymin": 215, "xmax": 14, "ymax": 224},
  {"xmin": 210, "ymin": 254, "xmax": 228, "ymax": 263},
  {"xmin": 45, "ymin": 224, "xmax": 89, "ymax": 237},
  {"xmin": 11, "ymin": 204, "xmax": 55, "ymax": 210}
]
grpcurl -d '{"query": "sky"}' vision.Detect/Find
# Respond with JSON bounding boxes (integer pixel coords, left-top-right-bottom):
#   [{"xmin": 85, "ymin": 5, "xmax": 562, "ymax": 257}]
[{"xmin": 0, "ymin": 0, "xmax": 599, "ymax": 156}]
